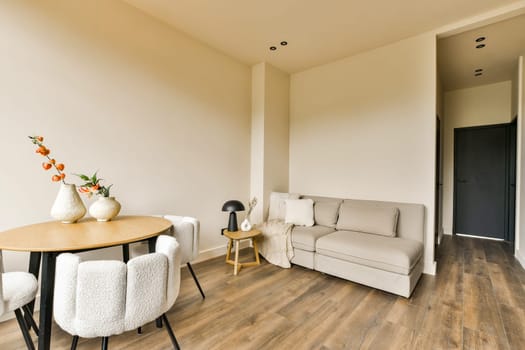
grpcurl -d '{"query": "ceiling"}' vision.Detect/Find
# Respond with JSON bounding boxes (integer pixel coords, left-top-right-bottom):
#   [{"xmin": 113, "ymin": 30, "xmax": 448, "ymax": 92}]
[
  {"xmin": 122, "ymin": 0, "xmax": 522, "ymax": 73},
  {"xmin": 438, "ymin": 14, "xmax": 525, "ymax": 91}
]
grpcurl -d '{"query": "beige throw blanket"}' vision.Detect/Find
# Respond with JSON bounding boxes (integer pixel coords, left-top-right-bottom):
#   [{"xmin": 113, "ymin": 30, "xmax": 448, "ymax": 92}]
[{"xmin": 257, "ymin": 219, "xmax": 294, "ymax": 268}]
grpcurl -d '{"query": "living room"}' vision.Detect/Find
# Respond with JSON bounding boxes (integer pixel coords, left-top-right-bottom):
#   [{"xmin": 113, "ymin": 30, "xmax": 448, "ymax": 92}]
[{"xmin": 1, "ymin": 0, "xmax": 525, "ymax": 349}]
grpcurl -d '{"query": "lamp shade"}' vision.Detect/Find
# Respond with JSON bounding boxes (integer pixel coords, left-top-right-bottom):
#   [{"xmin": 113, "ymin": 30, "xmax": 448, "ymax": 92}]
[
  {"xmin": 222, "ymin": 200, "xmax": 245, "ymax": 232},
  {"xmin": 221, "ymin": 200, "xmax": 245, "ymax": 212}
]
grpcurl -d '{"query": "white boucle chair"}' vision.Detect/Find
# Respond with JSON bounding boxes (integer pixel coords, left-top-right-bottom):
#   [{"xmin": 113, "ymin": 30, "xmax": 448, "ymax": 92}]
[
  {"xmin": 53, "ymin": 235, "xmax": 182, "ymax": 350},
  {"xmin": 0, "ymin": 250, "xmax": 39, "ymax": 350},
  {"xmin": 131, "ymin": 215, "xmax": 205, "ymax": 299}
]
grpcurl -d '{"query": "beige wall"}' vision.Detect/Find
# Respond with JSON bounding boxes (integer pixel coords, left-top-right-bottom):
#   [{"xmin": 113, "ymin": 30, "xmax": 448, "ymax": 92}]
[
  {"xmin": 250, "ymin": 63, "xmax": 290, "ymax": 224},
  {"xmin": 442, "ymin": 81, "xmax": 512, "ymax": 235},
  {"xmin": 0, "ymin": 0, "xmax": 251, "ymax": 272},
  {"xmin": 290, "ymin": 33, "xmax": 437, "ymax": 274}
]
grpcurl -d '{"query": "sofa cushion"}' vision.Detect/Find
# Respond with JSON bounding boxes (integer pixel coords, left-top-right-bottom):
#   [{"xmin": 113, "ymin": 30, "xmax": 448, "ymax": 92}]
[
  {"xmin": 336, "ymin": 203, "xmax": 399, "ymax": 237},
  {"xmin": 342, "ymin": 199, "xmax": 423, "ymax": 242},
  {"xmin": 268, "ymin": 192, "xmax": 300, "ymax": 221},
  {"xmin": 314, "ymin": 201, "xmax": 342, "ymax": 228},
  {"xmin": 291, "ymin": 225, "xmax": 336, "ymax": 252},
  {"xmin": 316, "ymin": 230, "xmax": 423, "ymax": 275},
  {"xmin": 285, "ymin": 199, "xmax": 314, "ymax": 227}
]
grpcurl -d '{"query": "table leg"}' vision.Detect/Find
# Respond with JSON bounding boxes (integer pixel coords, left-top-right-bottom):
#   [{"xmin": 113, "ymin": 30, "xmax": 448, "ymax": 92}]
[
  {"xmin": 148, "ymin": 237, "xmax": 157, "ymax": 253},
  {"xmin": 122, "ymin": 244, "xmax": 130, "ymax": 262},
  {"xmin": 26, "ymin": 252, "xmax": 41, "ymax": 329},
  {"xmin": 234, "ymin": 240, "xmax": 240, "ymax": 276},
  {"xmin": 252, "ymin": 238, "xmax": 260, "ymax": 265},
  {"xmin": 38, "ymin": 252, "xmax": 57, "ymax": 350},
  {"xmin": 225, "ymin": 239, "xmax": 232, "ymax": 262}
]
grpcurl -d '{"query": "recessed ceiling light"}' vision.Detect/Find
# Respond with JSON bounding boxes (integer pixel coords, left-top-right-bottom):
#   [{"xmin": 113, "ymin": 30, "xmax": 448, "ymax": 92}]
[
  {"xmin": 269, "ymin": 46, "xmax": 277, "ymax": 51},
  {"xmin": 474, "ymin": 68, "xmax": 483, "ymax": 73},
  {"xmin": 475, "ymin": 72, "xmax": 483, "ymax": 77},
  {"xmin": 475, "ymin": 36, "xmax": 486, "ymax": 42},
  {"xmin": 476, "ymin": 44, "xmax": 486, "ymax": 49},
  {"xmin": 280, "ymin": 41, "xmax": 288, "ymax": 46}
]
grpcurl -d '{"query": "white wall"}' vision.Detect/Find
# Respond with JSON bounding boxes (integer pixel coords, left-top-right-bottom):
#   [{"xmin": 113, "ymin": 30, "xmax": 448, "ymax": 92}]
[
  {"xmin": 442, "ymin": 81, "xmax": 512, "ymax": 235},
  {"xmin": 0, "ymin": 0, "xmax": 251, "ymax": 272},
  {"xmin": 250, "ymin": 63, "xmax": 290, "ymax": 224},
  {"xmin": 251, "ymin": 63, "xmax": 266, "ymax": 224},
  {"xmin": 263, "ymin": 65, "xmax": 290, "ymax": 219},
  {"xmin": 290, "ymin": 33, "xmax": 437, "ymax": 275}
]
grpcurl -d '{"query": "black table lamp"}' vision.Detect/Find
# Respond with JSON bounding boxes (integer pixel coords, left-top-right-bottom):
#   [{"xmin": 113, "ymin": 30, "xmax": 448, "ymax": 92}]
[{"xmin": 222, "ymin": 200, "xmax": 245, "ymax": 232}]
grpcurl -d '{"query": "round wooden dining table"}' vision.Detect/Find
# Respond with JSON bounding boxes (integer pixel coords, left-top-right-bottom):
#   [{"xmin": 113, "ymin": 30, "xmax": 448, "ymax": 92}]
[{"xmin": 0, "ymin": 215, "xmax": 173, "ymax": 350}]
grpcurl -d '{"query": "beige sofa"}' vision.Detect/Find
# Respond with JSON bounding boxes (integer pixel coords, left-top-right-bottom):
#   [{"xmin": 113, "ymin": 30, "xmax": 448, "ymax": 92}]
[{"xmin": 290, "ymin": 195, "xmax": 425, "ymax": 298}]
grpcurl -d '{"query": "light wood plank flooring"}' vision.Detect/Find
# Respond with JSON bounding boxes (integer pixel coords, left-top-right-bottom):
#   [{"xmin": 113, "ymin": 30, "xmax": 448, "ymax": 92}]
[{"xmin": 1, "ymin": 235, "xmax": 525, "ymax": 349}]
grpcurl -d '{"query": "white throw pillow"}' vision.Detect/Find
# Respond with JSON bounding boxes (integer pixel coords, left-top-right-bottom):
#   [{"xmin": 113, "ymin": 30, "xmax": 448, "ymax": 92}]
[
  {"xmin": 268, "ymin": 192, "xmax": 300, "ymax": 221},
  {"xmin": 285, "ymin": 199, "xmax": 314, "ymax": 227}
]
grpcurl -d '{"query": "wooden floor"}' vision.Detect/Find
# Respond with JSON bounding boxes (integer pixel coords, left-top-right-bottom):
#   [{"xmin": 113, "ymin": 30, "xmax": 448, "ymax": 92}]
[{"xmin": 1, "ymin": 235, "xmax": 525, "ymax": 349}]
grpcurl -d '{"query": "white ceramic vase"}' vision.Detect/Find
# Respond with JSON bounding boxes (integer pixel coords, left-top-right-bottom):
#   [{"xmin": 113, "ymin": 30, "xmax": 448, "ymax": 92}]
[
  {"xmin": 89, "ymin": 196, "xmax": 121, "ymax": 222},
  {"xmin": 50, "ymin": 183, "xmax": 87, "ymax": 224},
  {"xmin": 240, "ymin": 217, "xmax": 252, "ymax": 231}
]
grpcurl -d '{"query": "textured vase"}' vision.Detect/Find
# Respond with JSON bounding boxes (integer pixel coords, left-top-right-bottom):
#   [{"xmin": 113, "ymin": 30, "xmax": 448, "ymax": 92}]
[
  {"xmin": 50, "ymin": 184, "xmax": 87, "ymax": 223},
  {"xmin": 89, "ymin": 196, "xmax": 121, "ymax": 222},
  {"xmin": 240, "ymin": 218, "xmax": 252, "ymax": 232}
]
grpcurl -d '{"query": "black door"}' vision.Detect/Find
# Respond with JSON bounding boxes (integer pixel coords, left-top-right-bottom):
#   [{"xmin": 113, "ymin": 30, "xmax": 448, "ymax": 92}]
[{"xmin": 454, "ymin": 124, "xmax": 510, "ymax": 239}]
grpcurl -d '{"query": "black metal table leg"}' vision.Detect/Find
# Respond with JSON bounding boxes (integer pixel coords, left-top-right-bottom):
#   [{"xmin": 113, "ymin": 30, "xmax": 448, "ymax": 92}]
[
  {"xmin": 38, "ymin": 252, "xmax": 57, "ymax": 350},
  {"xmin": 26, "ymin": 252, "xmax": 42, "ymax": 329},
  {"xmin": 147, "ymin": 236, "xmax": 157, "ymax": 253},
  {"xmin": 122, "ymin": 244, "xmax": 130, "ymax": 262}
]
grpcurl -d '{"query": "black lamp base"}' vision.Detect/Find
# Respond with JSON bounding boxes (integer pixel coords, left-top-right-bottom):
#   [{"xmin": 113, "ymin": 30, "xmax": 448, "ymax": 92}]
[{"xmin": 228, "ymin": 212, "xmax": 238, "ymax": 232}]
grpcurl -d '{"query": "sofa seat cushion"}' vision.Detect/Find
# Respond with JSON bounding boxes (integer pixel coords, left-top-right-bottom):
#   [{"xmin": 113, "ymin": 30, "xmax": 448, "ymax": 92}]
[
  {"xmin": 316, "ymin": 230, "xmax": 423, "ymax": 275},
  {"xmin": 291, "ymin": 225, "xmax": 336, "ymax": 252}
]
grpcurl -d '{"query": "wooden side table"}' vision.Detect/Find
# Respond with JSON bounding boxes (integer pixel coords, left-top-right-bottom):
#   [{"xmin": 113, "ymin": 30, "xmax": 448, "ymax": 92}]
[{"xmin": 224, "ymin": 228, "xmax": 262, "ymax": 275}]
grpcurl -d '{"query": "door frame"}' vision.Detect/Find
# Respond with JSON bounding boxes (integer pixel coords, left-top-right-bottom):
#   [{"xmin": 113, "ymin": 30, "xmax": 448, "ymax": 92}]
[
  {"xmin": 435, "ymin": 116, "xmax": 443, "ymax": 244},
  {"xmin": 452, "ymin": 122, "xmax": 513, "ymax": 239},
  {"xmin": 508, "ymin": 118, "xmax": 517, "ymax": 243}
]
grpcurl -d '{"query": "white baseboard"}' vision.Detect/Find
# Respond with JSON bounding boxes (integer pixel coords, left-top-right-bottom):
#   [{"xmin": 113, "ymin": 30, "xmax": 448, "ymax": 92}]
[
  {"xmin": 193, "ymin": 240, "xmax": 250, "ymax": 264},
  {"xmin": 423, "ymin": 260, "xmax": 437, "ymax": 276},
  {"xmin": 516, "ymin": 249, "xmax": 525, "ymax": 270}
]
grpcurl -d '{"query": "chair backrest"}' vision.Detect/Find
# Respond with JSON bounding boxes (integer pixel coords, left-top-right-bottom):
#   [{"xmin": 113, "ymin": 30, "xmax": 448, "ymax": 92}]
[
  {"xmin": 53, "ymin": 235, "xmax": 181, "ymax": 338},
  {"xmin": 163, "ymin": 215, "xmax": 200, "ymax": 264}
]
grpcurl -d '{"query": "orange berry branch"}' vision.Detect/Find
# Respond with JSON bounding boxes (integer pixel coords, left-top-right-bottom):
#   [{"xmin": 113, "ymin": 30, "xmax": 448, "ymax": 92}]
[
  {"xmin": 28, "ymin": 136, "xmax": 67, "ymax": 184},
  {"xmin": 75, "ymin": 172, "xmax": 113, "ymax": 198}
]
